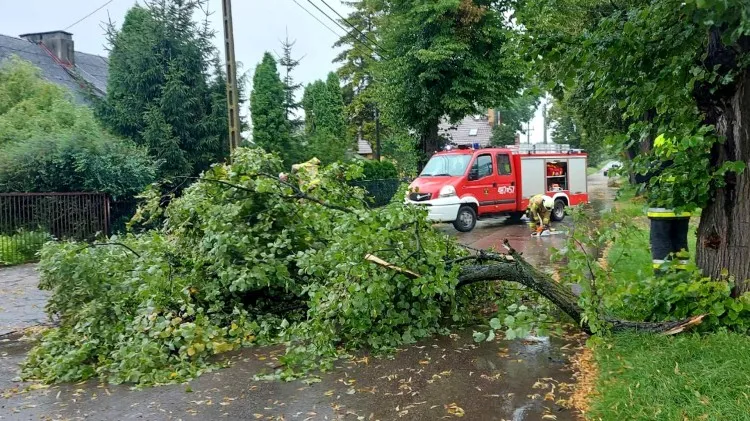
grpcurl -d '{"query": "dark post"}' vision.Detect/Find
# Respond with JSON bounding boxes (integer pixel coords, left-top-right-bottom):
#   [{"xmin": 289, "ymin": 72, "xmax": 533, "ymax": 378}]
[{"xmin": 375, "ymin": 106, "xmax": 381, "ymax": 160}]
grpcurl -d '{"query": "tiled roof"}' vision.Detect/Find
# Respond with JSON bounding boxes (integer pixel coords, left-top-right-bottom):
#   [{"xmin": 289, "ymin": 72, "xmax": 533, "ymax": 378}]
[
  {"xmin": 0, "ymin": 33, "xmax": 108, "ymax": 105},
  {"xmin": 439, "ymin": 115, "xmax": 492, "ymax": 147},
  {"xmin": 358, "ymin": 138, "xmax": 373, "ymax": 155}
]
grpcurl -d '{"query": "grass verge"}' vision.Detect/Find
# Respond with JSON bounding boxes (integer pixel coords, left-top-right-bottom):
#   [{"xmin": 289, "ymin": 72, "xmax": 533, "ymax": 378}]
[
  {"xmin": 583, "ymin": 184, "xmax": 747, "ymax": 420},
  {"xmin": 588, "ymin": 332, "xmax": 750, "ymax": 421}
]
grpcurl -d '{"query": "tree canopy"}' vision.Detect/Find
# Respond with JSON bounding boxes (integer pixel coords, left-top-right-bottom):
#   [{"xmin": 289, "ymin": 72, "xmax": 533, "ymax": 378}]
[
  {"xmin": 490, "ymin": 93, "xmax": 539, "ymax": 146},
  {"xmin": 376, "ymin": 0, "xmax": 523, "ymax": 166},
  {"xmin": 250, "ymin": 52, "xmax": 294, "ymax": 165},
  {"xmin": 517, "ymin": 0, "xmax": 750, "ymax": 290},
  {"xmin": 0, "ymin": 58, "xmax": 155, "ymax": 197},
  {"xmin": 99, "ymin": 1, "xmax": 231, "ymax": 180},
  {"xmin": 301, "ymin": 72, "xmax": 348, "ymax": 163}
]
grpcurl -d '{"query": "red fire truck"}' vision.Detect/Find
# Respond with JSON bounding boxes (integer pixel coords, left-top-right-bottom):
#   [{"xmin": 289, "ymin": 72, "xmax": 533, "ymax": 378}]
[{"xmin": 406, "ymin": 144, "xmax": 589, "ymax": 232}]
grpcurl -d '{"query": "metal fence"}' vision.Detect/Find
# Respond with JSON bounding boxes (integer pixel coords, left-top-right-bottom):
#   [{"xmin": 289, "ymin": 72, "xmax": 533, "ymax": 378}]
[
  {"xmin": 0, "ymin": 193, "xmax": 109, "ymax": 266},
  {"xmin": 351, "ymin": 179, "xmax": 404, "ymax": 208}
]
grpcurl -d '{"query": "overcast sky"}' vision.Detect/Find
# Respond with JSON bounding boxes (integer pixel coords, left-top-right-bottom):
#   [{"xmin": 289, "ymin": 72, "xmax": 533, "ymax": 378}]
[
  {"xmin": 0, "ymin": 0, "xmax": 348, "ymax": 89},
  {"xmin": 0, "ymin": 0, "xmax": 548, "ymax": 143}
]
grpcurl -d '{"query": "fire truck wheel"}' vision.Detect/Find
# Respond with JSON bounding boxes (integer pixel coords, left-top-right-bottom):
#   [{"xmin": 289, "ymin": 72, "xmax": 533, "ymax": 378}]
[
  {"xmin": 453, "ymin": 206, "xmax": 477, "ymax": 232},
  {"xmin": 551, "ymin": 199, "xmax": 566, "ymax": 222}
]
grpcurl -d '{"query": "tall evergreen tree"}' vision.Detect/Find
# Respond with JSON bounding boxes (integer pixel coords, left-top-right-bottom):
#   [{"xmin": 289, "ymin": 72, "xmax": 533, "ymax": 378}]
[
  {"xmin": 333, "ymin": 0, "xmax": 382, "ymax": 145},
  {"xmin": 277, "ymin": 30, "xmax": 304, "ymax": 131},
  {"xmin": 250, "ymin": 52, "xmax": 292, "ymax": 164},
  {"xmin": 302, "ymin": 72, "xmax": 348, "ymax": 163},
  {"xmin": 99, "ymin": 1, "xmax": 231, "ymax": 180}
]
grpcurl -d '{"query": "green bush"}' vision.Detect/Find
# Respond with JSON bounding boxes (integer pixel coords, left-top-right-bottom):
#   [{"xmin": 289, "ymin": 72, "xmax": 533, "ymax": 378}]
[
  {"xmin": 361, "ymin": 159, "xmax": 399, "ymax": 180},
  {"xmin": 23, "ymin": 148, "xmax": 476, "ymax": 385},
  {"xmin": 0, "ymin": 134, "xmax": 156, "ymax": 198},
  {"xmin": 0, "ymin": 230, "xmax": 52, "ymax": 265},
  {"xmin": 0, "ymin": 57, "xmax": 157, "ymax": 197}
]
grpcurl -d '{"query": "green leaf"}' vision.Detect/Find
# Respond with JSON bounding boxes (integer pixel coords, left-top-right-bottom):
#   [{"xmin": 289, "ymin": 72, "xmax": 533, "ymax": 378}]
[
  {"xmin": 489, "ymin": 318, "xmax": 502, "ymax": 330},
  {"xmin": 473, "ymin": 331, "xmax": 488, "ymax": 343}
]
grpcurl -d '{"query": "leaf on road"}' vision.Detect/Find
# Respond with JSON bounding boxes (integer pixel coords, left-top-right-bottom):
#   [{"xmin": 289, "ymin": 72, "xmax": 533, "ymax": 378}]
[{"xmin": 445, "ymin": 403, "xmax": 465, "ymax": 417}]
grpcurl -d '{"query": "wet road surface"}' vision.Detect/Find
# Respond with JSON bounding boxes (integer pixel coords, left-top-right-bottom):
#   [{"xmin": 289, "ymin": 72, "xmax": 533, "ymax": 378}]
[
  {"xmin": 0, "ymin": 265, "xmax": 50, "ymax": 336},
  {"xmin": 0, "ymin": 174, "xmax": 614, "ymax": 421}
]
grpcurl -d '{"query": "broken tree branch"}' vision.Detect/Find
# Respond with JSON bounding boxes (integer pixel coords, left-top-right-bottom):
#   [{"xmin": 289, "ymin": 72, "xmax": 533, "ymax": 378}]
[
  {"xmin": 455, "ymin": 239, "xmax": 704, "ymax": 335},
  {"xmin": 365, "ymin": 254, "xmax": 421, "ymax": 279}
]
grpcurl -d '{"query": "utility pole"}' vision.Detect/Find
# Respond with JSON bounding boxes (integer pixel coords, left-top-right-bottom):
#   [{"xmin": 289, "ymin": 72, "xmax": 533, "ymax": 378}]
[
  {"xmin": 222, "ymin": 0, "xmax": 241, "ymax": 155},
  {"xmin": 374, "ymin": 106, "xmax": 381, "ymax": 160},
  {"xmin": 526, "ymin": 121, "xmax": 532, "ymax": 144},
  {"xmin": 542, "ymin": 101, "xmax": 548, "ymax": 145}
]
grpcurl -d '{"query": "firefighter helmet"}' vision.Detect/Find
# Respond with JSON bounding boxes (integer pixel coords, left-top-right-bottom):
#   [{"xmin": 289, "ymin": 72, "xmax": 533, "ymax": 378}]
[{"xmin": 542, "ymin": 196, "xmax": 554, "ymax": 210}]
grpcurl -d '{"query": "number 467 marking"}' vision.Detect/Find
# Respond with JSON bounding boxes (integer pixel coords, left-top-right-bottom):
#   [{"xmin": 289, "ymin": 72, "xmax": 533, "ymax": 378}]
[{"xmin": 498, "ymin": 185, "xmax": 515, "ymax": 194}]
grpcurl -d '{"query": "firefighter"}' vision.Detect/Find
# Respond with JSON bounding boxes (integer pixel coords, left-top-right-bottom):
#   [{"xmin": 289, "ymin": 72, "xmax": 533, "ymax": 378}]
[
  {"xmin": 526, "ymin": 194, "xmax": 554, "ymax": 235},
  {"xmin": 641, "ymin": 134, "xmax": 692, "ymax": 272}
]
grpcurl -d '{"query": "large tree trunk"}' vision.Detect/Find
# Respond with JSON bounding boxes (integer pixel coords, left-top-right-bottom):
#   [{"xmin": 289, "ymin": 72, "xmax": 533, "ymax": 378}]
[
  {"xmin": 695, "ymin": 32, "xmax": 750, "ymax": 295},
  {"xmin": 417, "ymin": 120, "xmax": 442, "ymax": 171}
]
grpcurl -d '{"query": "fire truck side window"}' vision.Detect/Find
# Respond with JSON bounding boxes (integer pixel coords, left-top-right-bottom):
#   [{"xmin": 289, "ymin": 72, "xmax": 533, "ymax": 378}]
[
  {"xmin": 472, "ymin": 154, "xmax": 493, "ymax": 179},
  {"xmin": 497, "ymin": 154, "xmax": 512, "ymax": 175}
]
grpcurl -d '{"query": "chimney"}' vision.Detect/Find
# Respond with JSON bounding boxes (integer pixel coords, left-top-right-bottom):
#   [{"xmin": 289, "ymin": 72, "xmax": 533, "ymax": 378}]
[
  {"xmin": 488, "ymin": 108, "xmax": 495, "ymax": 126},
  {"xmin": 19, "ymin": 31, "xmax": 75, "ymax": 65}
]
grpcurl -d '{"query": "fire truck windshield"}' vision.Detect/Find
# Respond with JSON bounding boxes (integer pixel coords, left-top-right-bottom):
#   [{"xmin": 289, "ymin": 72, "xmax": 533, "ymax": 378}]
[{"xmin": 420, "ymin": 154, "xmax": 472, "ymax": 177}]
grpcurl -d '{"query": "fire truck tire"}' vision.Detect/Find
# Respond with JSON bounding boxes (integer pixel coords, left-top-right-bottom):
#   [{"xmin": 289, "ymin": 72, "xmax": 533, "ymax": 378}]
[
  {"xmin": 551, "ymin": 199, "xmax": 566, "ymax": 222},
  {"xmin": 453, "ymin": 206, "xmax": 477, "ymax": 232}
]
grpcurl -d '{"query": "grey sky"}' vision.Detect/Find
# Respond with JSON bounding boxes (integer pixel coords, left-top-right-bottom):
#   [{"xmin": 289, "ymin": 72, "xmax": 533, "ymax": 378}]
[{"xmin": 0, "ymin": 0, "xmax": 349, "ymax": 91}]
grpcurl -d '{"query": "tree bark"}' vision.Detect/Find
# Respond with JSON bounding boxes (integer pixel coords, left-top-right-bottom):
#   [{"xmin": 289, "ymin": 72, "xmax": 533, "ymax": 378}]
[
  {"xmin": 695, "ymin": 32, "xmax": 750, "ymax": 295},
  {"xmin": 450, "ymin": 242, "xmax": 704, "ymax": 335},
  {"xmin": 418, "ymin": 120, "xmax": 443, "ymax": 171}
]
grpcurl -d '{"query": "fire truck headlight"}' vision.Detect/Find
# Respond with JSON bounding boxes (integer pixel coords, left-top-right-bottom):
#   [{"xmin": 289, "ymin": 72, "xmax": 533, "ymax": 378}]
[{"xmin": 439, "ymin": 185, "xmax": 456, "ymax": 198}]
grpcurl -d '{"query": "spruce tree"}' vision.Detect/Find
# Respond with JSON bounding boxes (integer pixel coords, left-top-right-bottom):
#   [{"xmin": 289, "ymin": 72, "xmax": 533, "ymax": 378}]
[
  {"xmin": 277, "ymin": 30, "xmax": 304, "ymax": 132},
  {"xmin": 333, "ymin": 0, "xmax": 381, "ymax": 145},
  {"xmin": 100, "ymin": 1, "xmax": 232, "ymax": 180},
  {"xmin": 250, "ymin": 53, "xmax": 292, "ymax": 165}
]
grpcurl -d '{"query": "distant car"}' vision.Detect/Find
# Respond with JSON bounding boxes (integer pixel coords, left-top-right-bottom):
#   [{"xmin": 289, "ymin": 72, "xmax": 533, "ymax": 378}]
[{"xmin": 602, "ymin": 161, "xmax": 622, "ymax": 177}]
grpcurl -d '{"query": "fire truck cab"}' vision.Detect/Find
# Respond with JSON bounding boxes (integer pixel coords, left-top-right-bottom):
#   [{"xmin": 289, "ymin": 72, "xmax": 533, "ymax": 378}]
[{"xmin": 406, "ymin": 144, "xmax": 589, "ymax": 232}]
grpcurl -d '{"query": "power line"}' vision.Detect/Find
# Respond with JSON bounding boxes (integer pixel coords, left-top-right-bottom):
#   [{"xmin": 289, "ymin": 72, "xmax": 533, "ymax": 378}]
[
  {"xmin": 289, "ymin": 0, "xmax": 343, "ymax": 38},
  {"xmin": 317, "ymin": 0, "xmax": 389, "ymax": 58},
  {"xmin": 304, "ymin": 0, "xmax": 385, "ymax": 59},
  {"xmin": 64, "ymin": 0, "xmax": 116, "ymax": 31},
  {"xmin": 304, "ymin": 0, "xmax": 352, "ymax": 37}
]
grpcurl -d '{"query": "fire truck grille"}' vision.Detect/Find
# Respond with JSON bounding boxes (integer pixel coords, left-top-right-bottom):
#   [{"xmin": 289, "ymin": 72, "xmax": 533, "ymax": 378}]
[{"xmin": 409, "ymin": 192, "xmax": 432, "ymax": 202}]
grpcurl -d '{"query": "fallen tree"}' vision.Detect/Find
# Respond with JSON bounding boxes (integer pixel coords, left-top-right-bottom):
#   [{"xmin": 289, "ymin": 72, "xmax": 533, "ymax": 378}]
[{"xmin": 22, "ymin": 149, "xmax": 710, "ymax": 385}]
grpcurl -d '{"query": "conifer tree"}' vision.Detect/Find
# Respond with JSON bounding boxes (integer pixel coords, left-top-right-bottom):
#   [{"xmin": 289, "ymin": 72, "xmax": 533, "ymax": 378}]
[{"xmin": 250, "ymin": 53, "xmax": 292, "ymax": 165}]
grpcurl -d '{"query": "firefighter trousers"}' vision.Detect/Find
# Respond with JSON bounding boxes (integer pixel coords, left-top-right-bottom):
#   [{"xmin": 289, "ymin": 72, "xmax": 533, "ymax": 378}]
[{"xmin": 649, "ymin": 217, "xmax": 690, "ymax": 269}]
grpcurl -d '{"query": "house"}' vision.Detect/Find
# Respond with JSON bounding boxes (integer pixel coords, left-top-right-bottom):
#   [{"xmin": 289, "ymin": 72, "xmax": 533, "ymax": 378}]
[
  {"xmin": 439, "ymin": 115, "xmax": 492, "ymax": 148},
  {"xmin": 0, "ymin": 30, "xmax": 109, "ymax": 104}
]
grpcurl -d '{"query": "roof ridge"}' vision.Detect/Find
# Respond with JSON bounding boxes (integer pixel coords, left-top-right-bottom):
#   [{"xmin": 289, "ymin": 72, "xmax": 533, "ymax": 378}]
[{"xmin": 0, "ymin": 32, "xmax": 108, "ymax": 61}]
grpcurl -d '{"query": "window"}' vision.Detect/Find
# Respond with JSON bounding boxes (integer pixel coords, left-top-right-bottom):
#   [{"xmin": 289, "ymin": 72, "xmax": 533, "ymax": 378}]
[
  {"xmin": 471, "ymin": 154, "xmax": 493, "ymax": 179},
  {"xmin": 469, "ymin": 128, "xmax": 479, "ymax": 136},
  {"xmin": 420, "ymin": 154, "xmax": 472, "ymax": 177},
  {"xmin": 497, "ymin": 154, "xmax": 512, "ymax": 175}
]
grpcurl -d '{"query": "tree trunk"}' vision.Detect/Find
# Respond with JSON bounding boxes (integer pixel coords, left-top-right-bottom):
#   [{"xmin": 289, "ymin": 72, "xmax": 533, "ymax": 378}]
[
  {"xmin": 447, "ymin": 242, "xmax": 703, "ymax": 335},
  {"xmin": 695, "ymin": 32, "xmax": 750, "ymax": 295},
  {"xmin": 418, "ymin": 120, "xmax": 442, "ymax": 171}
]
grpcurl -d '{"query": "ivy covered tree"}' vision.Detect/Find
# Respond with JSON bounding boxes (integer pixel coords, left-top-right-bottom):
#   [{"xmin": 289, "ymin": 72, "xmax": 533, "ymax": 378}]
[
  {"xmin": 302, "ymin": 72, "xmax": 348, "ymax": 163},
  {"xmin": 0, "ymin": 58, "xmax": 155, "ymax": 197},
  {"xmin": 99, "ymin": 0, "xmax": 231, "ymax": 181},
  {"xmin": 376, "ymin": 0, "xmax": 523, "ymax": 167},
  {"xmin": 250, "ymin": 52, "xmax": 294, "ymax": 165},
  {"xmin": 518, "ymin": 0, "xmax": 750, "ymax": 291}
]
